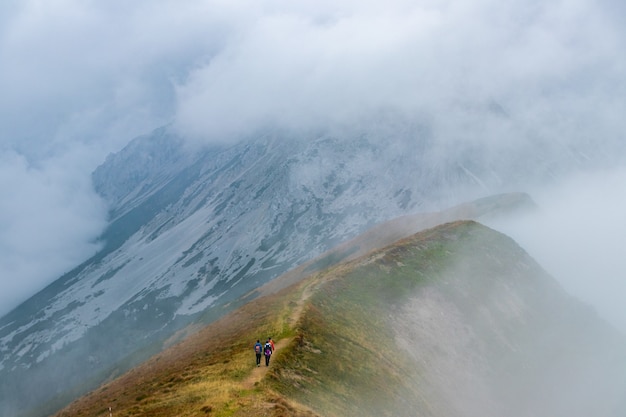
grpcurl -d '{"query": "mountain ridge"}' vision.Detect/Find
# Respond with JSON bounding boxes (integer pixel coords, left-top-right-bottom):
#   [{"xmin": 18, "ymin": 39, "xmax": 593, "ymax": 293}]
[
  {"xmin": 52, "ymin": 221, "xmax": 626, "ymax": 417},
  {"xmin": 0, "ymin": 120, "xmax": 618, "ymax": 416}
]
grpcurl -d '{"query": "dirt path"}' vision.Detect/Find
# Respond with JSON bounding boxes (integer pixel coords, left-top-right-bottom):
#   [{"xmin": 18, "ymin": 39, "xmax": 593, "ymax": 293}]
[
  {"xmin": 241, "ymin": 338, "xmax": 291, "ymax": 389},
  {"xmin": 241, "ymin": 280, "xmax": 317, "ymax": 390}
]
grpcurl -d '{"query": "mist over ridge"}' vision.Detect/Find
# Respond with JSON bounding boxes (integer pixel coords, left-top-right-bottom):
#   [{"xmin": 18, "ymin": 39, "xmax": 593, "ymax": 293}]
[{"xmin": 1, "ymin": 1, "xmax": 626, "ymax": 414}]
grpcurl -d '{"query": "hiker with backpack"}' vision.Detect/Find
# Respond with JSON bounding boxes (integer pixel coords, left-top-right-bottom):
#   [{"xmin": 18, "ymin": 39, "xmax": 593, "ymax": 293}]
[
  {"xmin": 264, "ymin": 339, "xmax": 273, "ymax": 366},
  {"xmin": 254, "ymin": 340, "xmax": 263, "ymax": 367},
  {"xmin": 268, "ymin": 337, "xmax": 275, "ymax": 352}
]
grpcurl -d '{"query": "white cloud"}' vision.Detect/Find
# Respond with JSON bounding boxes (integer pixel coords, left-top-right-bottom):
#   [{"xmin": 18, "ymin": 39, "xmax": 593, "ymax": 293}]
[
  {"xmin": 489, "ymin": 168, "xmax": 626, "ymax": 332},
  {"xmin": 173, "ymin": 0, "xmax": 626, "ymax": 151},
  {"xmin": 0, "ymin": 147, "xmax": 107, "ymax": 314}
]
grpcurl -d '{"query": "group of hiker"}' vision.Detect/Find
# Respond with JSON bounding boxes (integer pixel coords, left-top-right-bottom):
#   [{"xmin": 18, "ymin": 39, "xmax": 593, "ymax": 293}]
[{"xmin": 254, "ymin": 337, "xmax": 275, "ymax": 366}]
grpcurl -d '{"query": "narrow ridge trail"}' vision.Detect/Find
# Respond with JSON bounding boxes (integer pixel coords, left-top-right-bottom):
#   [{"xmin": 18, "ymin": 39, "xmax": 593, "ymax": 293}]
[
  {"xmin": 241, "ymin": 338, "xmax": 291, "ymax": 390},
  {"xmin": 241, "ymin": 279, "xmax": 318, "ymax": 390}
]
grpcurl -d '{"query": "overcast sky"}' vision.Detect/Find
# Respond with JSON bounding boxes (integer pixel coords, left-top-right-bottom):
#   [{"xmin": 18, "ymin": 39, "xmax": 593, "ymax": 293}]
[{"xmin": 1, "ymin": 0, "xmax": 625, "ymax": 328}]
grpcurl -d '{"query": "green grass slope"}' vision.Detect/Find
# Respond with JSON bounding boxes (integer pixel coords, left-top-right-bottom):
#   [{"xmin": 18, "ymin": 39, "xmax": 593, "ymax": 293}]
[
  {"xmin": 54, "ymin": 221, "xmax": 626, "ymax": 417},
  {"xmin": 25, "ymin": 193, "xmax": 534, "ymax": 417}
]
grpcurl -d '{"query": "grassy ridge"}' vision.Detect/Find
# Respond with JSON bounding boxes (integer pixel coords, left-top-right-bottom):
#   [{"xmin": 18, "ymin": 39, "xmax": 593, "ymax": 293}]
[
  {"xmin": 53, "ymin": 220, "xmax": 626, "ymax": 417},
  {"xmin": 267, "ymin": 222, "xmax": 474, "ymax": 416},
  {"xmin": 53, "ymin": 276, "xmax": 307, "ymax": 417},
  {"xmin": 52, "ymin": 221, "xmax": 486, "ymax": 417}
]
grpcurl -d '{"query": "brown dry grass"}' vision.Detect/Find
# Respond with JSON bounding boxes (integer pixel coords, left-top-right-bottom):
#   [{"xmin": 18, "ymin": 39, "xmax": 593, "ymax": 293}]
[
  {"xmin": 52, "ymin": 222, "xmax": 469, "ymax": 417},
  {"xmin": 53, "ymin": 274, "xmax": 320, "ymax": 417}
]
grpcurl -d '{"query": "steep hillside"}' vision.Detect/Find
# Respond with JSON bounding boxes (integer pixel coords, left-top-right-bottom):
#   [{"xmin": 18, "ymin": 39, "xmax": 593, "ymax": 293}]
[
  {"xmin": 53, "ymin": 221, "xmax": 626, "ymax": 417},
  {"xmin": 1, "ymin": 113, "xmax": 610, "ymax": 416},
  {"xmin": 6, "ymin": 126, "xmax": 495, "ymax": 417}
]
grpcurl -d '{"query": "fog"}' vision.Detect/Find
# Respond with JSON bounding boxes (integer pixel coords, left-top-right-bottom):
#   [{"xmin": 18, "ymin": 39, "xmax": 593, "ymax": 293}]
[
  {"xmin": 1, "ymin": 0, "xmax": 625, "ymax": 326},
  {"xmin": 488, "ymin": 167, "xmax": 626, "ymax": 332}
]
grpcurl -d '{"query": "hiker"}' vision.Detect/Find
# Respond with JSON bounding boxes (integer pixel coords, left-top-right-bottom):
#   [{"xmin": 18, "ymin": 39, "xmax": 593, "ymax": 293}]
[
  {"xmin": 264, "ymin": 339, "xmax": 273, "ymax": 366},
  {"xmin": 254, "ymin": 339, "xmax": 263, "ymax": 367},
  {"xmin": 268, "ymin": 337, "xmax": 275, "ymax": 352}
]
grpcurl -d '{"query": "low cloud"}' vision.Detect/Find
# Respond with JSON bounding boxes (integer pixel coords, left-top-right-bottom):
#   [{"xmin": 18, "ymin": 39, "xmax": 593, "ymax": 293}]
[
  {"xmin": 0, "ymin": 147, "xmax": 107, "ymax": 314},
  {"xmin": 174, "ymin": 0, "xmax": 626, "ymax": 151},
  {"xmin": 488, "ymin": 167, "xmax": 626, "ymax": 332}
]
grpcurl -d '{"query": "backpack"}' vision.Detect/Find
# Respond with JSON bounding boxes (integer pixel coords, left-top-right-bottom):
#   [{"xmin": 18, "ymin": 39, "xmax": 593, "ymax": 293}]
[
  {"xmin": 255, "ymin": 344, "xmax": 261, "ymax": 354},
  {"xmin": 264, "ymin": 344, "xmax": 272, "ymax": 356}
]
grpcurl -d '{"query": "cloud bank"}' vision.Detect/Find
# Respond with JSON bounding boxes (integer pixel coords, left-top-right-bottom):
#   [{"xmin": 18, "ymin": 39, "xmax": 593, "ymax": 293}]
[
  {"xmin": 489, "ymin": 167, "xmax": 626, "ymax": 332},
  {"xmin": 0, "ymin": 0, "xmax": 625, "ymax": 322},
  {"xmin": 175, "ymin": 0, "xmax": 626, "ymax": 150}
]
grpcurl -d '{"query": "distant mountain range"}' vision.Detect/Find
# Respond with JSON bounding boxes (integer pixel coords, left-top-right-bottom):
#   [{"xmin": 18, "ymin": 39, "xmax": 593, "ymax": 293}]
[
  {"xmin": 0, "ymin": 117, "xmax": 621, "ymax": 416},
  {"xmin": 52, "ymin": 221, "xmax": 626, "ymax": 417}
]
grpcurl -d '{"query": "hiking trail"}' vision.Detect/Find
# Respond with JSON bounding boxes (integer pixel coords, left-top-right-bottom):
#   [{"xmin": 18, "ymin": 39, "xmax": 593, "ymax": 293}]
[{"xmin": 241, "ymin": 279, "xmax": 317, "ymax": 390}]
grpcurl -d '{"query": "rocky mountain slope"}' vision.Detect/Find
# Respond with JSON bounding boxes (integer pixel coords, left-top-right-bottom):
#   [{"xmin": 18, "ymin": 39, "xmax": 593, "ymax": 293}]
[
  {"xmin": 53, "ymin": 221, "xmax": 626, "ymax": 417},
  {"xmin": 0, "ymin": 119, "xmax": 615, "ymax": 416}
]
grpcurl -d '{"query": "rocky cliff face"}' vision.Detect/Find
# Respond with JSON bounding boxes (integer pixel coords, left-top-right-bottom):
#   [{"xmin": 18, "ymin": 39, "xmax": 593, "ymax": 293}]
[{"xmin": 0, "ymin": 119, "xmax": 618, "ymax": 416}]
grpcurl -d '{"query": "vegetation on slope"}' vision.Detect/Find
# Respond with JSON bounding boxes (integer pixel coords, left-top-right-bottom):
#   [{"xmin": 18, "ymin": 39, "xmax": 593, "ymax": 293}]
[
  {"xmin": 52, "ymin": 221, "xmax": 471, "ymax": 417},
  {"xmin": 266, "ymin": 219, "xmax": 529, "ymax": 416},
  {"xmin": 53, "ymin": 220, "xmax": 626, "ymax": 417},
  {"xmin": 53, "ymin": 276, "xmax": 308, "ymax": 417}
]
